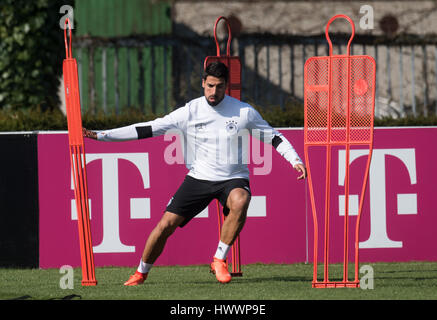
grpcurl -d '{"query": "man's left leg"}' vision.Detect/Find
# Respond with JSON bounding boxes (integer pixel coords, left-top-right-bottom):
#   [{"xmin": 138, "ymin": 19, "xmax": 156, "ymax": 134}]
[
  {"xmin": 221, "ymin": 188, "xmax": 250, "ymax": 245},
  {"xmin": 211, "ymin": 188, "xmax": 250, "ymax": 283},
  {"xmin": 124, "ymin": 211, "xmax": 185, "ymax": 286}
]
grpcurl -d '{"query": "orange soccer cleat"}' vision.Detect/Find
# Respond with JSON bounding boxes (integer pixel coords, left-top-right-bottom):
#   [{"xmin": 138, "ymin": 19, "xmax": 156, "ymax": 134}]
[
  {"xmin": 210, "ymin": 257, "xmax": 232, "ymax": 284},
  {"xmin": 124, "ymin": 271, "xmax": 148, "ymax": 286}
]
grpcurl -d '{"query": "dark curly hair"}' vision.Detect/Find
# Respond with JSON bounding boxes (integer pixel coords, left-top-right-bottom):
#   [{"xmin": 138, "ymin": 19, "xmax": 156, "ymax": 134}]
[{"xmin": 203, "ymin": 61, "xmax": 229, "ymax": 82}]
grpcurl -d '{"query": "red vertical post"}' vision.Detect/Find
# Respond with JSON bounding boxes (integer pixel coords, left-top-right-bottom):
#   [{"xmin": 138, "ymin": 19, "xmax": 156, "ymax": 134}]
[
  {"xmin": 204, "ymin": 16, "xmax": 243, "ymax": 277},
  {"xmin": 62, "ymin": 19, "xmax": 97, "ymax": 286}
]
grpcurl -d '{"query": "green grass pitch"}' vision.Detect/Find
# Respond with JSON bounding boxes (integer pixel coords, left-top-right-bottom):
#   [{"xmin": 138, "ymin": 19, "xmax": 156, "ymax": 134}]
[{"xmin": 1, "ymin": 261, "xmax": 437, "ymax": 300}]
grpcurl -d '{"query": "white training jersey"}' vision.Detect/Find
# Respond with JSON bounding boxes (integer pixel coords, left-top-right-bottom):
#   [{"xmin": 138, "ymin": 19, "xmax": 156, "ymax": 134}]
[{"xmin": 97, "ymin": 95, "xmax": 302, "ymax": 181}]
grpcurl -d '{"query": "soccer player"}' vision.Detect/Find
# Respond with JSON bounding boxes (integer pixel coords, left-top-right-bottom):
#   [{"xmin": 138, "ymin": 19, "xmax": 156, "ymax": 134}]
[{"xmin": 83, "ymin": 62, "xmax": 307, "ymax": 285}]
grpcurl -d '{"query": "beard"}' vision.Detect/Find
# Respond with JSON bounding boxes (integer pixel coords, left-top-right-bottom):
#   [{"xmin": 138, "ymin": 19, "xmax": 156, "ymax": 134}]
[{"xmin": 206, "ymin": 95, "xmax": 224, "ymax": 106}]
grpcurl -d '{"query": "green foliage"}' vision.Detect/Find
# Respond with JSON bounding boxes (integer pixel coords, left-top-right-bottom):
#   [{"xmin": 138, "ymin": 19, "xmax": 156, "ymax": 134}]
[
  {"xmin": 1, "ymin": 103, "xmax": 437, "ymax": 132},
  {"xmin": 0, "ymin": 107, "xmax": 159, "ymax": 131},
  {"xmin": 81, "ymin": 109, "xmax": 158, "ymax": 130},
  {"xmin": 0, "ymin": 0, "xmax": 72, "ymax": 110},
  {"xmin": 374, "ymin": 114, "xmax": 437, "ymax": 127},
  {"xmin": 256, "ymin": 103, "xmax": 305, "ymax": 128},
  {"xmin": 0, "ymin": 107, "xmax": 66, "ymax": 131},
  {"xmin": 256, "ymin": 102, "xmax": 437, "ymax": 128}
]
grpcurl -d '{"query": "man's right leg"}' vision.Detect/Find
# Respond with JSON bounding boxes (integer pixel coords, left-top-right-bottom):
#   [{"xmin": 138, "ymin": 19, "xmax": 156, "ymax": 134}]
[
  {"xmin": 141, "ymin": 211, "xmax": 185, "ymax": 263},
  {"xmin": 124, "ymin": 211, "xmax": 185, "ymax": 286}
]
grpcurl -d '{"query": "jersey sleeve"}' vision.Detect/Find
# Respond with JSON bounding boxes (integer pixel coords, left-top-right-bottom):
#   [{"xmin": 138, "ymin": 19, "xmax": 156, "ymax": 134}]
[
  {"xmin": 97, "ymin": 106, "xmax": 188, "ymax": 142},
  {"xmin": 247, "ymin": 106, "xmax": 303, "ymax": 167}
]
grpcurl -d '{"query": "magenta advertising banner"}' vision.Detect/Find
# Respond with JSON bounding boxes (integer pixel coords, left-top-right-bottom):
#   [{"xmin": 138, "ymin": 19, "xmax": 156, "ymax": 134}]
[
  {"xmin": 38, "ymin": 127, "xmax": 437, "ymax": 269},
  {"xmin": 38, "ymin": 129, "xmax": 307, "ymax": 268}
]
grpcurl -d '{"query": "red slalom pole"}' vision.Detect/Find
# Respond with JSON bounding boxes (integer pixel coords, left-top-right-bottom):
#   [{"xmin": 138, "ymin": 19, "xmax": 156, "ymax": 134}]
[
  {"xmin": 62, "ymin": 18, "xmax": 97, "ymax": 286},
  {"xmin": 206, "ymin": 16, "xmax": 243, "ymax": 277}
]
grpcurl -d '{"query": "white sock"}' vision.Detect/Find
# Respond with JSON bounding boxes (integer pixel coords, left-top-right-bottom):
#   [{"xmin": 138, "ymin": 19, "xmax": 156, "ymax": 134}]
[
  {"xmin": 214, "ymin": 241, "xmax": 231, "ymax": 260},
  {"xmin": 137, "ymin": 260, "xmax": 153, "ymax": 274}
]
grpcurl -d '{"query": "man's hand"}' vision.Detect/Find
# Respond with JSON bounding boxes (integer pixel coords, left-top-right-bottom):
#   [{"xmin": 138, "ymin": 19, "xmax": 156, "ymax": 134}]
[
  {"xmin": 83, "ymin": 128, "xmax": 97, "ymax": 140},
  {"xmin": 293, "ymin": 163, "xmax": 307, "ymax": 180}
]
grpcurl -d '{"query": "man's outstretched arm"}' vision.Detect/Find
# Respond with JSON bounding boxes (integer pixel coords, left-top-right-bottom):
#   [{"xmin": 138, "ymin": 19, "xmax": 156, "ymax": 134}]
[
  {"xmin": 273, "ymin": 134, "xmax": 307, "ymax": 180},
  {"xmin": 82, "ymin": 106, "xmax": 188, "ymax": 142},
  {"xmin": 248, "ymin": 107, "xmax": 307, "ymax": 180}
]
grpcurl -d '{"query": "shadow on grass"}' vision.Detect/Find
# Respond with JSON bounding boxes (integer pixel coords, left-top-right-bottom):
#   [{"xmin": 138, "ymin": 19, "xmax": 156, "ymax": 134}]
[
  {"xmin": 184, "ymin": 275, "xmax": 311, "ymax": 285},
  {"xmin": 375, "ymin": 269, "xmax": 437, "ymax": 274},
  {"xmin": 8, "ymin": 294, "xmax": 82, "ymax": 300},
  {"xmin": 374, "ymin": 275, "xmax": 437, "ymax": 282},
  {"xmin": 240, "ymin": 276, "xmax": 310, "ymax": 283}
]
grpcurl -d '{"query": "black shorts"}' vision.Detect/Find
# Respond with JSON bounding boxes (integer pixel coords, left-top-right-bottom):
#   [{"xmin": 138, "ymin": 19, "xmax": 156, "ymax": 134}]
[{"xmin": 166, "ymin": 175, "xmax": 251, "ymax": 227}]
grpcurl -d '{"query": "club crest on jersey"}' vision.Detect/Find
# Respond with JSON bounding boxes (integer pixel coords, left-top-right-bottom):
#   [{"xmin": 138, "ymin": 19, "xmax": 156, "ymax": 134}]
[
  {"xmin": 225, "ymin": 120, "xmax": 238, "ymax": 134},
  {"xmin": 195, "ymin": 123, "xmax": 206, "ymax": 131}
]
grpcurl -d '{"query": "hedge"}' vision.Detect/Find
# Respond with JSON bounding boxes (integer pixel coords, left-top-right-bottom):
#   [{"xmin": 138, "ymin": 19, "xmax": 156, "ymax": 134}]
[
  {"xmin": 1, "ymin": 105, "xmax": 437, "ymax": 132},
  {"xmin": 0, "ymin": 0, "xmax": 72, "ymax": 111},
  {"xmin": 0, "ymin": 107, "xmax": 156, "ymax": 131}
]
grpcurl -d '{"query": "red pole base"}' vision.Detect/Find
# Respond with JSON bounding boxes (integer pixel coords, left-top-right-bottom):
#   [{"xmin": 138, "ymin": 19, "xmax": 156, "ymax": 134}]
[
  {"xmin": 230, "ymin": 272, "xmax": 243, "ymax": 277},
  {"xmin": 81, "ymin": 280, "xmax": 98, "ymax": 286},
  {"xmin": 312, "ymin": 281, "xmax": 360, "ymax": 288}
]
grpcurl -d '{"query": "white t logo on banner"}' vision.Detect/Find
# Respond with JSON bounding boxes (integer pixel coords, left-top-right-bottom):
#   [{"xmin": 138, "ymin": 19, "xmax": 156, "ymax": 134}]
[
  {"xmin": 70, "ymin": 152, "xmax": 267, "ymax": 254},
  {"xmin": 70, "ymin": 153, "xmax": 151, "ymax": 253},
  {"xmin": 338, "ymin": 148, "xmax": 417, "ymax": 249}
]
